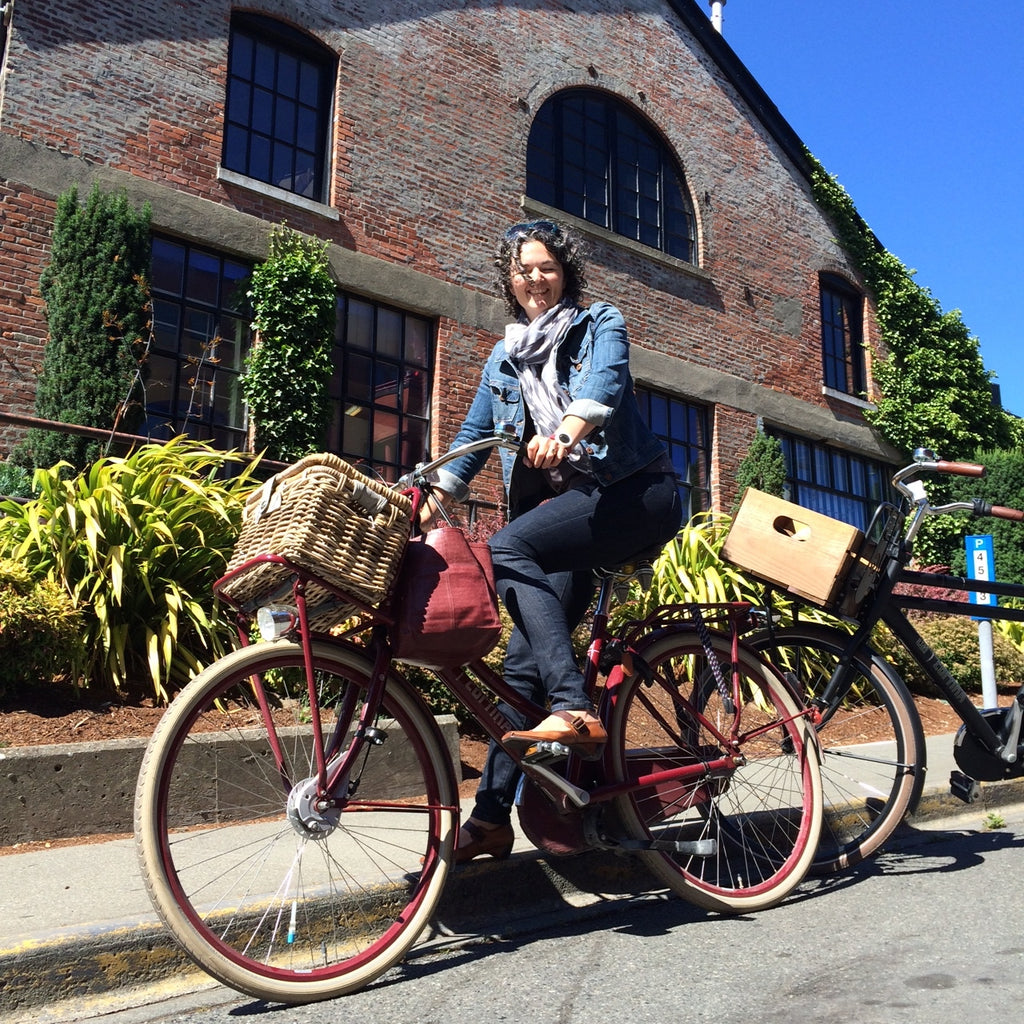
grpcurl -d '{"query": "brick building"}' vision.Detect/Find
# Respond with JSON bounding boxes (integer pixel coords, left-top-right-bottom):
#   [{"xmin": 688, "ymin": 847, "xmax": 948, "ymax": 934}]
[{"xmin": 0, "ymin": 0, "xmax": 896, "ymax": 527}]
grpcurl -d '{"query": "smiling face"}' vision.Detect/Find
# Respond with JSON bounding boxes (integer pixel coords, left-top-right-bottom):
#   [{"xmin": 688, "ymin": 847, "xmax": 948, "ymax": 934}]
[{"xmin": 509, "ymin": 239, "xmax": 566, "ymax": 321}]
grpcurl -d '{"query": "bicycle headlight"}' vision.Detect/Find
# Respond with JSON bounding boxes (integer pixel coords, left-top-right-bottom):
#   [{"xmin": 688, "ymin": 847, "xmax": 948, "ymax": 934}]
[{"xmin": 256, "ymin": 604, "xmax": 299, "ymax": 641}]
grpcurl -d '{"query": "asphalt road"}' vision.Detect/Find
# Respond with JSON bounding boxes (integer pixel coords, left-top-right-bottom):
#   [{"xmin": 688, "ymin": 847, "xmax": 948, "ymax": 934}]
[{"xmin": 20, "ymin": 800, "xmax": 1024, "ymax": 1024}]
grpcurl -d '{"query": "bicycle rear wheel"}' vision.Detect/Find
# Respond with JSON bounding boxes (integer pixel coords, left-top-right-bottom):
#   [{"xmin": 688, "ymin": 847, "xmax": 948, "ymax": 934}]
[
  {"xmin": 608, "ymin": 628, "xmax": 822, "ymax": 913},
  {"xmin": 747, "ymin": 624, "xmax": 925, "ymax": 874},
  {"xmin": 134, "ymin": 640, "xmax": 458, "ymax": 1004}
]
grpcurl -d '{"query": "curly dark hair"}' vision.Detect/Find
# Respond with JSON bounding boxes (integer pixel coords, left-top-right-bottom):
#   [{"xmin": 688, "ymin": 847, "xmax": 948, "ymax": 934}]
[{"xmin": 493, "ymin": 219, "xmax": 588, "ymax": 318}]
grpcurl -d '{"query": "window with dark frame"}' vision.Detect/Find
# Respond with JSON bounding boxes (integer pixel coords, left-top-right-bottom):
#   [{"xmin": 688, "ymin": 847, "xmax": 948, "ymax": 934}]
[
  {"xmin": 820, "ymin": 273, "xmax": 866, "ymax": 397},
  {"xmin": 331, "ymin": 296, "xmax": 433, "ymax": 484},
  {"xmin": 148, "ymin": 239, "xmax": 434, "ymax": 479},
  {"xmin": 527, "ymin": 89, "xmax": 697, "ymax": 263},
  {"xmin": 147, "ymin": 237, "xmax": 252, "ymax": 450},
  {"xmin": 769, "ymin": 429, "xmax": 893, "ymax": 533},
  {"xmin": 223, "ymin": 13, "xmax": 335, "ymax": 203},
  {"xmin": 636, "ymin": 387, "xmax": 710, "ymax": 519}
]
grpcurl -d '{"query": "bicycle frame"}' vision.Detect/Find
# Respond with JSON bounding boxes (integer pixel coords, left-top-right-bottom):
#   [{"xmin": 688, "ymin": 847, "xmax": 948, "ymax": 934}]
[
  {"xmin": 219, "ymin": 547, "xmax": 765, "ymax": 823},
  {"xmin": 213, "ymin": 430, "xmax": 783, "ymax": 832}
]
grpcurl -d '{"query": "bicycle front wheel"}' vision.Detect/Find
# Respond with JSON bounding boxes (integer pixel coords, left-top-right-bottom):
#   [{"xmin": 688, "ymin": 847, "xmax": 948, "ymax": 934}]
[
  {"xmin": 608, "ymin": 628, "xmax": 822, "ymax": 914},
  {"xmin": 134, "ymin": 640, "xmax": 458, "ymax": 1004},
  {"xmin": 747, "ymin": 624, "xmax": 925, "ymax": 875}
]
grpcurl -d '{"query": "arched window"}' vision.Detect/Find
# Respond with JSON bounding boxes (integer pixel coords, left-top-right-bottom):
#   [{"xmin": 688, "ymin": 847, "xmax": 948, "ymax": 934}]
[
  {"xmin": 527, "ymin": 89, "xmax": 696, "ymax": 263},
  {"xmin": 223, "ymin": 14, "xmax": 336, "ymax": 203}
]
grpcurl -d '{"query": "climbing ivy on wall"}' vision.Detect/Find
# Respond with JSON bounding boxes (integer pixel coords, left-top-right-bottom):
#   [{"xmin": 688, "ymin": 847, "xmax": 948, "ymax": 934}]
[
  {"xmin": 808, "ymin": 155, "xmax": 1013, "ymax": 460},
  {"xmin": 242, "ymin": 225, "xmax": 336, "ymax": 462}
]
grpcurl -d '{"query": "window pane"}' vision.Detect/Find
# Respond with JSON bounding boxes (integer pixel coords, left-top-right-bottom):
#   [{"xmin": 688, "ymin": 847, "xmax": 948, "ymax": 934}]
[
  {"xmin": 636, "ymin": 387, "xmax": 709, "ymax": 516},
  {"xmin": 372, "ymin": 410, "xmax": 399, "ymax": 465},
  {"xmin": 151, "ymin": 299, "xmax": 181, "ymax": 348},
  {"xmin": 251, "ymin": 87, "xmax": 274, "ymax": 136},
  {"xmin": 347, "ymin": 300, "xmax": 373, "ymax": 350},
  {"xmin": 151, "ymin": 239, "xmax": 185, "ymax": 294},
  {"xmin": 377, "ymin": 307, "xmax": 402, "ymax": 359},
  {"xmin": 405, "ymin": 317, "xmax": 429, "ymax": 366},
  {"xmin": 527, "ymin": 89, "xmax": 696, "ymax": 262},
  {"xmin": 342, "ymin": 405, "xmax": 371, "ymax": 459},
  {"xmin": 186, "ymin": 251, "xmax": 221, "ymax": 307},
  {"xmin": 223, "ymin": 13, "xmax": 334, "ymax": 202},
  {"xmin": 374, "ymin": 362, "xmax": 401, "ymax": 406},
  {"xmin": 347, "ymin": 352, "xmax": 372, "ymax": 393},
  {"xmin": 403, "ymin": 368, "xmax": 428, "ymax": 417}
]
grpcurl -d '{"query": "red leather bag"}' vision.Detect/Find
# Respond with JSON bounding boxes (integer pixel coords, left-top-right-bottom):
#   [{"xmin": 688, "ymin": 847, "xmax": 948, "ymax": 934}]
[{"xmin": 391, "ymin": 527, "xmax": 503, "ymax": 667}]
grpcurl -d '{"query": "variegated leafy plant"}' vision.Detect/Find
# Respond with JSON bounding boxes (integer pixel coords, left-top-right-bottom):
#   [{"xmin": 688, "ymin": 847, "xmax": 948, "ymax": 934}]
[{"xmin": 0, "ymin": 437, "xmax": 260, "ymax": 700}]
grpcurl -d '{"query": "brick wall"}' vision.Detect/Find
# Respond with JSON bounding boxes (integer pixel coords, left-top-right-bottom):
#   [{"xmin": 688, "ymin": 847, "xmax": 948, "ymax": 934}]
[{"xmin": 0, "ymin": 0, "xmax": 886, "ymax": 506}]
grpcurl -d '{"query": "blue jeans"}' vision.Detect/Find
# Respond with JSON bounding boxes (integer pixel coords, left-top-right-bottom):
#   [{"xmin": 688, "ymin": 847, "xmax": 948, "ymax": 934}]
[{"xmin": 471, "ymin": 465, "xmax": 682, "ymax": 825}]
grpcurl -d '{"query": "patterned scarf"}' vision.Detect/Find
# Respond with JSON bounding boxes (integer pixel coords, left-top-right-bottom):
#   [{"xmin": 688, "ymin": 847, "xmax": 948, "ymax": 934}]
[{"xmin": 503, "ymin": 302, "xmax": 578, "ymax": 441}]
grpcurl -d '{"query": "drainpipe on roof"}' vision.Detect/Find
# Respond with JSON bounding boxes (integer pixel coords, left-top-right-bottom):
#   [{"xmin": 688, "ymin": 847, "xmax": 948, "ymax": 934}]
[{"xmin": 709, "ymin": 0, "xmax": 726, "ymax": 34}]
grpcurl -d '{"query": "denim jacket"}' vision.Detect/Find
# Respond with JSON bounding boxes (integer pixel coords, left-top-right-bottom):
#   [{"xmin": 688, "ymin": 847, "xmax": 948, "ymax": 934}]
[{"xmin": 435, "ymin": 301, "xmax": 667, "ymax": 518}]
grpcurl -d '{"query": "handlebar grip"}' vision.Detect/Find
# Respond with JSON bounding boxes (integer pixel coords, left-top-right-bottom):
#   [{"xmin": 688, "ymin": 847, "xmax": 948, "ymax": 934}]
[
  {"xmin": 936, "ymin": 460, "xmax": 986, "ymax": 477},
  {"xmin": 978, "ymin": 501, "xmax": 1024, "ymax": 522}
]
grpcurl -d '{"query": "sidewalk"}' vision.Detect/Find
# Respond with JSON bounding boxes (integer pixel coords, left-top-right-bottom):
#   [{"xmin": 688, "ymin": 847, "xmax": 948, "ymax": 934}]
[{"xmin": 3, "ymin": 733, "xmax": 1024, "ymax": 1018}]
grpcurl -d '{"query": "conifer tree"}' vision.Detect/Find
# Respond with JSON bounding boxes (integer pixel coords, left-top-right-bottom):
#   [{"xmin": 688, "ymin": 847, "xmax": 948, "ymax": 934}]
[{"xmin": 23, "ymin": 184, "xmax": 151, "ymax": 471}]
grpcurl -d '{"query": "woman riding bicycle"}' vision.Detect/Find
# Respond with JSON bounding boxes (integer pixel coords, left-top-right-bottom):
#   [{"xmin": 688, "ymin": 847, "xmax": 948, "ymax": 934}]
[{"xmin": 420, "ymin": 218, "xmax": 683, "ymax": 862}]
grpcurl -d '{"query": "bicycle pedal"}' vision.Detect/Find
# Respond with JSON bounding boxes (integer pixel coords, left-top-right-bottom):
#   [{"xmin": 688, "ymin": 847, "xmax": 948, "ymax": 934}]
[
  {"xmin": 950, "ymin": 770, "xmax": 981, "ymax": 803},
  {"xmin": 522, "ymin": 741, "xmax": 572, "ymax": 765}
]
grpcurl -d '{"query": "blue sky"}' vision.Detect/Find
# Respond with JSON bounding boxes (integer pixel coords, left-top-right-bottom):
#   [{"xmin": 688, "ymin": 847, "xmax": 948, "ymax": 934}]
[{"xmin": 717, "ymin": 1, "xmax": 1023, "ymax": 421}]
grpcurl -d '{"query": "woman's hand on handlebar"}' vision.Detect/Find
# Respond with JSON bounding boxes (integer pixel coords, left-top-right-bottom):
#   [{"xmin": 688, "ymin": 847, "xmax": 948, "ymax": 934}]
[
  {"xmin": 417, "ymin": 490, "xmax": 450, "ymax": 531},
  {"xmin": 524, "ymin": 432, "xmax": 569, "ymax": 470},
  {"xmin": 523, "ymin": 414, "xmax": 589, "ymax": 470}
]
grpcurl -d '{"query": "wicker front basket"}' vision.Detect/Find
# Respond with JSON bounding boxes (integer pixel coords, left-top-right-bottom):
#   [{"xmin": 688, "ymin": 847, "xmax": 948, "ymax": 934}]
[{"xmin": 220, "ymin": 453, "xmax": 412, "ymax": 625}]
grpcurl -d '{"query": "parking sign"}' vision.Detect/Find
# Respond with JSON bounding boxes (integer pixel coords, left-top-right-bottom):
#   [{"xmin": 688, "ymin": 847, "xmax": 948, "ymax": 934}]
[{"xmin": 966, "ymin": 533, "xmax": 996, "ymax": 616}]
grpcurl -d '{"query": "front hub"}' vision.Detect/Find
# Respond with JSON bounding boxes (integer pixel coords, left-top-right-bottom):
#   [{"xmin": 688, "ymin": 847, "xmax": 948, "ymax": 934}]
[{"xmin": 286, "ymin": 776, "xmax": 342, "ymax": 840}]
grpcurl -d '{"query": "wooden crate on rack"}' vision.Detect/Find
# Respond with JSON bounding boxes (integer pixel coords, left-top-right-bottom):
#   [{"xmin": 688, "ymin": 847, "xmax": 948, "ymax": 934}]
[{"xmin": 722, "ymin": 489, "xmax": 864, "ymax": 610}]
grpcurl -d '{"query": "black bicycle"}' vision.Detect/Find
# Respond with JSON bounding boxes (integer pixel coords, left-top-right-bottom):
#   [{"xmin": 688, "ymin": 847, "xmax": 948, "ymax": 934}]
[{"xmin": 726, "ymin": 447, "xmax": 1024, "ymax": 875}]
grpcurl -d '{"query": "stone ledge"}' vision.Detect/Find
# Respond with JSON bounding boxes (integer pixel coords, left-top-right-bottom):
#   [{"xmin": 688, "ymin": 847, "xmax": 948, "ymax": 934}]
[{"xmin": 0, "ymin": 716, "xmax": 460, "ymax": 846}]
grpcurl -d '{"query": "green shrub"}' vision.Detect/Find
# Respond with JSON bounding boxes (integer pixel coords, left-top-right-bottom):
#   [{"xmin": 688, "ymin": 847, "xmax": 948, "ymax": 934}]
[
  {"xmin": 0, "ymin": 437, "xmax": 260, "ymax": 701},
  {"xmin": 243, "ymin": 225, "xmax": 336, "ymax": 462},
  {"xmin": 994, "ymin": 598, "xmax": 1024, "ymax": 649},
  {"xmin": 0, "ymin": 460, "xmax": 33, "ymax": 499},
  {"xmin": 733, "ymin": 429, "xmax": 786, "ymax": 509},
  {"xmin": 882, "ymin": 614, "xmax": 1024, "ymax": 696},
  {"xmin": 0, "ymin": 558, "xmax": 86, "ymax": 693},
  {"xmin": 922, "ymin": 448, "xmax": 1024, "ymax": 583}
]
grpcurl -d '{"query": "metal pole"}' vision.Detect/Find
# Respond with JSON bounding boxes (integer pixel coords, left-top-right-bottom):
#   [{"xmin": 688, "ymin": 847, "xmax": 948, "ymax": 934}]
[{"xmin": 978, "ymin": 619, "xmax": 998, "ymax": 709}]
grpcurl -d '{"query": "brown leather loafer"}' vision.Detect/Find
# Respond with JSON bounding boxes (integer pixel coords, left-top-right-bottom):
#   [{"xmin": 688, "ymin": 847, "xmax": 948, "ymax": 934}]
[
  {"xmin": 455, "ymin": 820, "xmax": 515, "ymax": 864},
  {"xmin": 502, "ymin": 710, "xmax": 608, "ymax": 761}
]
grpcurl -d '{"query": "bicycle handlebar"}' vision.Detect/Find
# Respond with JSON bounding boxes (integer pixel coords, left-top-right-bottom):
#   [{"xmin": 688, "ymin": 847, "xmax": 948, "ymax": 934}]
[
  {"xmin": 397, "ymin": 428, "xmax": 522, "ymax": 491},
  {"xmin": 974, "ymin": 499, "xmax": 1024, "ymax": 522},
  {"xmin": 935, "ymin": 459, "xmax": 986, "ymax": 477},
  {"xmin": 890, "ymin": 447, "xmax": 1024, "ymax": 543}
]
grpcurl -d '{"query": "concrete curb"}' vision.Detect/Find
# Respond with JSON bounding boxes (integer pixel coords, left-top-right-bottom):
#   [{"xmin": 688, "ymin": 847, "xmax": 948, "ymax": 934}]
[{"xmin": 0, "ymin": 845, "xmax": 658, "ymax": 1017}]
